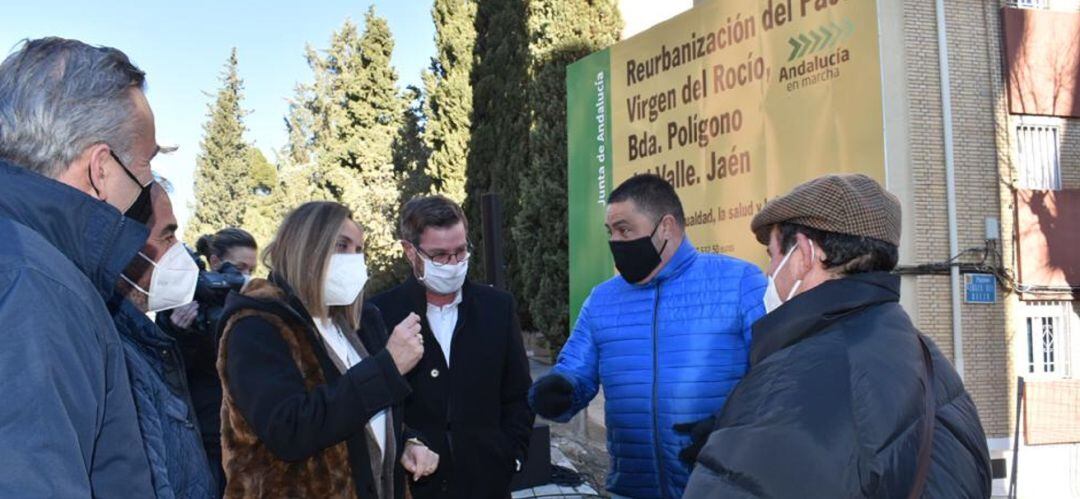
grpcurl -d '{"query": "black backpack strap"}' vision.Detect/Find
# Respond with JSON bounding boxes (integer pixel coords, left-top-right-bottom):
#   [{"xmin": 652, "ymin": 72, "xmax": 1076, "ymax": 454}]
[{"xmin": 909, "ymin": 334, "xmax": 937, "ymax": 499}]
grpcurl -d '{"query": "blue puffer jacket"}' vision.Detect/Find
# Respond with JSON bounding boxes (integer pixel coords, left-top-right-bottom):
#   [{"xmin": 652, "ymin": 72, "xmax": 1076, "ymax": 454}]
[
  {"xmin": 532, "ymin": 237, "xmax": 766, "ymax": 498},
  {"xmin": 112, "ymin": 298, "xmax": 217, "ymax": 498},
  {"xmin": 0, "ymin": 160, "xmax": 155, "ymax": 497}
]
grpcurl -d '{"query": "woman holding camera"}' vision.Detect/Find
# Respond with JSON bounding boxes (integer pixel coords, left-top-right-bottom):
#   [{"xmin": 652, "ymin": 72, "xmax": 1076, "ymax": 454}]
[
  {"xmin": 157, "ymin": 227, "xmax": 258, "ymax": 493},
  {"xmin": 197, "ymin": 228, "xmax": 258, "ymax": 277},
  {"xmin": 216, "ymin": 201, "xmax": 438, "ymax": 498}
]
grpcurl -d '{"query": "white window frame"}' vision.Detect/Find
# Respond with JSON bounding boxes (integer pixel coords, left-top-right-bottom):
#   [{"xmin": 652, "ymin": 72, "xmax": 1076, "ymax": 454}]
[
  {"xmin": 1015, "ymin": 116, "xmax": 1063, "ymax": 190},
  {"xmin": 1017, "ymin": 301, "xmax": 1075, "ymax": 380}
]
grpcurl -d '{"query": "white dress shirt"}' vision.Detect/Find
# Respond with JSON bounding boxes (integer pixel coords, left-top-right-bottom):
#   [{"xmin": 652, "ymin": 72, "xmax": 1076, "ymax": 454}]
[
  {"xmin": 315, "ymin": 318, "xmax": 387, "ymax": 455},
  {"xmin": 426, "ymin": 291, "xmax": 463, "ymax": 367}
]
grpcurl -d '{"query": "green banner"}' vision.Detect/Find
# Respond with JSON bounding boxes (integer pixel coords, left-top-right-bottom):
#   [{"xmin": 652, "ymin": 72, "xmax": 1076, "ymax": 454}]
[{"xmin": 567, "ymin": 48, "xmax": 613, "ymax": 329}]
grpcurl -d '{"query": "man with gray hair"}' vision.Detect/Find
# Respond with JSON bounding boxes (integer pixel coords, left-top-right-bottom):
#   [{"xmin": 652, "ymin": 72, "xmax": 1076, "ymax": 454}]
[{"xmin": 0, "ymin": 37, "xmax": 158, "ymax": 496}]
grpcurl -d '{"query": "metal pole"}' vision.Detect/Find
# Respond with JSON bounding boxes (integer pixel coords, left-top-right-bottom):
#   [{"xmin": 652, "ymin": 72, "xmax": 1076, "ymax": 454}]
[
  {"xmin": 934, "ymin": 0, "xmax": 965, "ymax": 380},
  {"xmin": 1009, "ymin": 376, "xmax": 1024, "ymax": 499},
  {"xmin": 481, "ymin": 193, "xmax": 507, "ymax": 290}
]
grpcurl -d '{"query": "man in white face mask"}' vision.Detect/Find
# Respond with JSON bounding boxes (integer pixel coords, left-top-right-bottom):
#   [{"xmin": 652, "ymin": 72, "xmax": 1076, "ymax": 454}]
[
  {"xmin": 684, "ymin": 174, "xmax": 991, "ymax": 498},
  {"xmin": 369, "ymin": 195, "xmax": 534, "ymax": 499},
  {"xmin": 113, "ymin": 182, "xmax": 216, "ymax": 496}
]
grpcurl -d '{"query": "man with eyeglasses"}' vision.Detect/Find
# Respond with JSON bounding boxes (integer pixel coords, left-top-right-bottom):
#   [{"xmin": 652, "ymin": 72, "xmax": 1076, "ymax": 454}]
[{"xmin": 370, "ymin": 195, "xmax": 534, "ymax": 499}]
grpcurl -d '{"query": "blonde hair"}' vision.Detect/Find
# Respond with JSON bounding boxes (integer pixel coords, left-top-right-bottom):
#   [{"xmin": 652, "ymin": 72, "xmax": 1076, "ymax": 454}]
[{"xmin": 263, "ymin": 201, "xmax": 363, "ymax": 331}]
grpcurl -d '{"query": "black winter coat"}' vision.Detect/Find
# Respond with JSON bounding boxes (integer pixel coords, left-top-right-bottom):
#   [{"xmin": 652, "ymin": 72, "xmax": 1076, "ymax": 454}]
[
  {"xmin": 369, "ymin": 278, "xmax": 534, "ymax": 499},
  {"xmin": 684, "ymin": 272, "xmax": 992, "ymax": 498},
  {"xmin": 219, "ymin": 276, "xmax": 413, "ymax": 498}
]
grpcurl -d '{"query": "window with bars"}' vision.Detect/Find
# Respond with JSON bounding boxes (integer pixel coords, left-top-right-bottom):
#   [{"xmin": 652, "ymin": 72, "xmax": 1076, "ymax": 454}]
[
  {"xmin": 1016, "ymin": 119, "xmax": 1063, "ymax": 190},
  {"xmin": 1028, "ymin": 316, "xmax": 1060, "ymax": 374},
  {"xmin": 1022, "ymin": 301, "xmax": 1072, "ymax": 378}
]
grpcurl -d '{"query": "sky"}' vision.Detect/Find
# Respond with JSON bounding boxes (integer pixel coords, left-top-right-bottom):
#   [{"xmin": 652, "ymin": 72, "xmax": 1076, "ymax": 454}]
[{"xmin": 0, "ymin": 1, "xmax": 436, "ymax": 239}]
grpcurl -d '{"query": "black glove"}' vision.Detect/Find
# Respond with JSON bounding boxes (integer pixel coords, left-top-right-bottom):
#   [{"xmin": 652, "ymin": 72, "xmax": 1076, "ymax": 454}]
[
  {"xmin": 532, "ymin": 374, "xmax": 574, "ymax": 418},
  {"xmin": 674, "ymin": 415, "xmax": 717, "ymax": 466}
]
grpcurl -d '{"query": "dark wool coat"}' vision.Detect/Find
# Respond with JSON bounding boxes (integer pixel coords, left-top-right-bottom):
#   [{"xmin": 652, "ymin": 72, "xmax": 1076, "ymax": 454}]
[
  {"xmin": 684, "ymin": 272, "xmax": 992, "ymax": 498},
  {"xmin": 218, "ymin": 278, "xmax": 412, "ymax": 499},
  {"xmin": 370, "ymin": 278, "xmax": 534, "ymax": 499}
]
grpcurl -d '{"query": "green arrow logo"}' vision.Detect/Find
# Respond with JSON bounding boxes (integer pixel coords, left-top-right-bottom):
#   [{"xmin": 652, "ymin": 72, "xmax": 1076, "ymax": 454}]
[
  {"xmin": 819, "ymin": 26, "xmax": 833, "ymax": 50},
  {"xmin": 786, "ymin": 17, "xmax": 857, "ymax": 62},
  {"xmin": 790, "ymin": 38, "xmax": 807, "ymax": 61}
]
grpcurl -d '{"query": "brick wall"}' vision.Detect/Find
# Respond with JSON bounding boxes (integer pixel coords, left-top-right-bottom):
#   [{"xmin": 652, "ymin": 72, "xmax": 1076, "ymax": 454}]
[{"xmin": 903, "ymin": 0, "xmax": 1012, "ymax": 437}]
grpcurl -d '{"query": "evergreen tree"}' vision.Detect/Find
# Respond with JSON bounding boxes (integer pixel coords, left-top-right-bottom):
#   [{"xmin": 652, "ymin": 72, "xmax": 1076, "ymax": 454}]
[
  {"xmin": 425, "ymin": 0, "xmax": 476, "ymax": 204},
  {"xmin": 244, "ymin": 155, "xmax": 326, "ymax": 259},
  {"xmin": 305, "ymin": 9, "xmax": 405, "ymax": 292},
  {"xmin": 465, "ymin": 0, "xmax": 530, "ymax": 300},
  {"xmin": 283, "ymin": 83, "xmax": 316, "ymax": 167},
  {"xmin": 514, "ymin": 0, "xmax": 622, "ymax": 352},
  {"xmin": 395, "ymin": 85, "xmax": 432, "ymax": 203},
  {"xmin": 240, "ymin": 148, "xmax": 280, "ymax": 253},
  {"xmin": 187, "ymin": 48, "xmax": 255, "ymax": 243},
  {"xmin": 247, "ymin": 147, "xmax": 276, "ymax": 195}
]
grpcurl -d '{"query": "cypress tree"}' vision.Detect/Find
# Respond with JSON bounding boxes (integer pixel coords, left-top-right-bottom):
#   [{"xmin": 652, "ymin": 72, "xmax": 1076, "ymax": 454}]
[
  {"xmin": 425, "ymin": 0, "xmax": 476, "ymax": 204},
  {"xmin": 515, "ymin": 0, "xmax": 622, "ymax": 352},
  {"xmin": 306, "ymin": 9, "xmax": 405, "ymax": 292},
  {"xmin": 465, "ymin": 0, "xmax": 530, "ymax": 301},
  {"xmin": 395, "ymin": 85, "xmax": 432, "ymax": 203},
  {"xmin": 188, "ymin": 48, "xmax": 255, "ymax": 242}
]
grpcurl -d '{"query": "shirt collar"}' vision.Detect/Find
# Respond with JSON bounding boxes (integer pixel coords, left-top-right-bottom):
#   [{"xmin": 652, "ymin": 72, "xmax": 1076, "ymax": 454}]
[{"xmin": 427, "ymin": 290, "xmax": 463, "ymax": 312}]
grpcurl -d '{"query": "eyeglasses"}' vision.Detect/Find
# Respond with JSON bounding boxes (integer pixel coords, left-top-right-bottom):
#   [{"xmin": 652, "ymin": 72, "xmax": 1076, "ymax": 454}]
[{"xmin": 416, "ymin": 242, "xmax": 473, "ymax": 267}]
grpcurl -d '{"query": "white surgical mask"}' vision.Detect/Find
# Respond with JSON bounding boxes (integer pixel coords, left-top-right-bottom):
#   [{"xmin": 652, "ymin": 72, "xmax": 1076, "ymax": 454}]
[
  {"xmin": 763, "ymin": 241, "xmax": 815, "ymax": 314},
  {"xmin": 323, "ymin": 253, "xmax": 368, "ymax": 306},
  {"xmin": 122, "ymin": 242, "xmax": 199, "ymax": 313},
  {"xmin": 418, "ymin": 256, "xmax": 468, "ymax": 295}
]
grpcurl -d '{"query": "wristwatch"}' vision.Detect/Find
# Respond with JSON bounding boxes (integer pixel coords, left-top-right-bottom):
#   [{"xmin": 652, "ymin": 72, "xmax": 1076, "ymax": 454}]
[{"xmin": 406, "ymin": 437, "xmax": 424, "ymax": 447}]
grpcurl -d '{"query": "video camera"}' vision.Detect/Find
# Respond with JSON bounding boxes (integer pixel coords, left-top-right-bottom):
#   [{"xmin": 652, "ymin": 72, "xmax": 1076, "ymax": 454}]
[
  {"xmin": 183, "ymin": 246, "xmax": 248, "ymax": 331},
  {"xmin": 193, "ymin": 262, "xmax": 247, "ymax": 309}
]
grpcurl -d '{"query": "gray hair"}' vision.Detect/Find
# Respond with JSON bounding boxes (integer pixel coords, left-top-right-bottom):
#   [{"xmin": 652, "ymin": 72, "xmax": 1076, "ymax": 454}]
[{"xmin": 0, "ymin": 37, "xmax": 146, "ymax": 178}]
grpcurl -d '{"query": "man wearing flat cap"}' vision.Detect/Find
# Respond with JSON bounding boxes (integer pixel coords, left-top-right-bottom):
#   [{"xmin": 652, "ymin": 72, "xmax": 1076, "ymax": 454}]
[{"xmin": 683, "ymin": 174, "xmax": 992, "ymax": 498}]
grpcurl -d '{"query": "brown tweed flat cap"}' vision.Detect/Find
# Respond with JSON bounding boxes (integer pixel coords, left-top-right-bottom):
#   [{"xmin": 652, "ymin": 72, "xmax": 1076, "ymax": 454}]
[{"xmin": 751, "ymin": 173, "xmax": 901, "ymax": 246}]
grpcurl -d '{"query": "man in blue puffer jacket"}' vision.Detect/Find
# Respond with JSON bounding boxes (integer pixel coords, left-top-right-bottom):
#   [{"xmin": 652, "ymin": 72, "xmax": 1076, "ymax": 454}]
[{"xmin": 530, "ymin": 174, "xmax": 766, "ymax": 498}]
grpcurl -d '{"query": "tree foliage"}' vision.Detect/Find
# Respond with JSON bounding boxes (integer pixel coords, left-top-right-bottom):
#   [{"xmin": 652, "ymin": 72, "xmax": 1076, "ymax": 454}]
[
  {"xmin": 514, "ymin": 0, "xmax": 622, "ymax": 352},
  {"xmin": 424, "ymin": 0, "xmax": 476, "ymax": 204},
  {"xmin": 188, "ymin": 48, "xmax": 258, "ymax": 243}
]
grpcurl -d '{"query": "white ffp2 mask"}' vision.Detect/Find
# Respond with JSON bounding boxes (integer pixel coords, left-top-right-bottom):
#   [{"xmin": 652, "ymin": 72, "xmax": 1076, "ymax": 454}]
[
  {"xmin": 763, "ymin": 241, "xmax": 814, "ymax": 314},
  {"xmin": 122, "ymin": 242, "xmax": 199, "ymax": 313}
]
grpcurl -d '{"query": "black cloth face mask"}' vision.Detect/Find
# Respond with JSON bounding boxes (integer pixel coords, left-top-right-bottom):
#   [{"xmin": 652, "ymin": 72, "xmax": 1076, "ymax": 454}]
[
  {"xmin": 125, "ymin": 180, "xmax": 153, "ymax": 225},
  {"xmin": 89, "ymin": 149, "xmax": 153, "ymax": 225},
  {"xmin": 609, "ymin": 219, "xmax": 669, "ymax": 284}
]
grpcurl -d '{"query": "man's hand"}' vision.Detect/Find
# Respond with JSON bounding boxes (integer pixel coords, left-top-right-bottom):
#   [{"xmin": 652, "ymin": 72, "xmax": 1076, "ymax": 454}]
[
  {"xmin": 674, "ymin": 414, "xmax": 717, "ymax": 466},
  {"xmin": 400, "ymin": 441, "xmax": 439, "ymax": 481},
  {"xmin": 170, "ymin": 302, "xmax": 199, "ymax": 329},
  {"xmin": 531, "ymin": 374, "xmax": 574, "ymax": 418}
]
